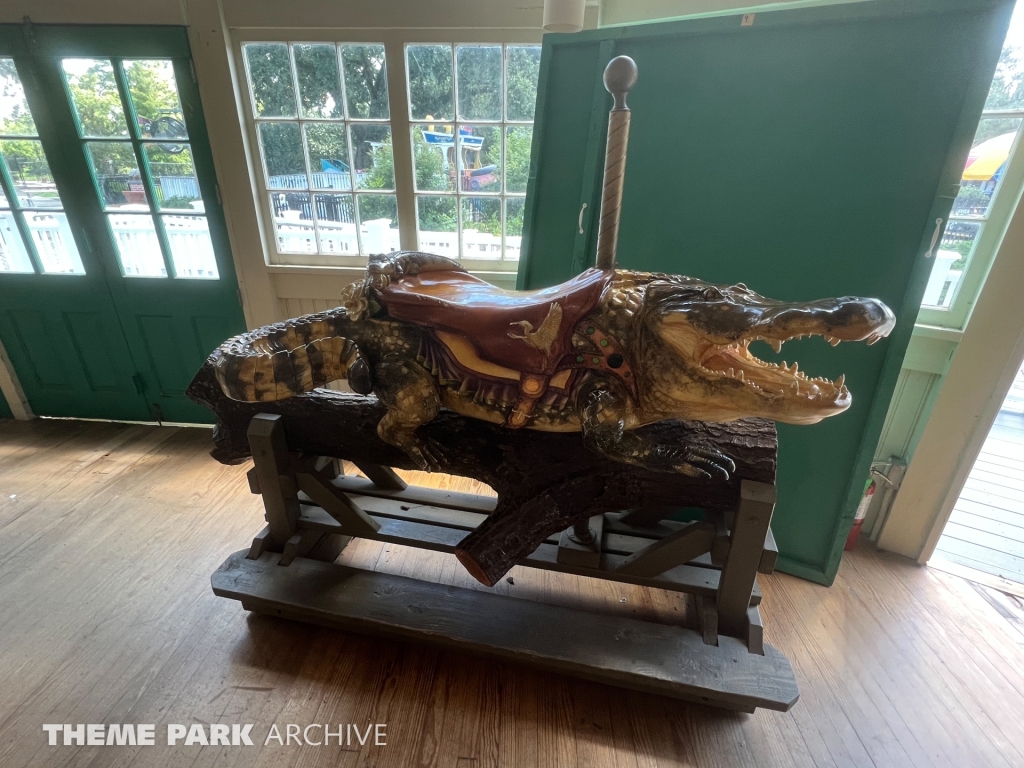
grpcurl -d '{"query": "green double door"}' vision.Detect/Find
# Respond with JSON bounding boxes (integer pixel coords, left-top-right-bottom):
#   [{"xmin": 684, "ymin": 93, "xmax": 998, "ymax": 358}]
[{"xmin": 0, "ymin": 25, "xmax": 245, "ymax": 423}]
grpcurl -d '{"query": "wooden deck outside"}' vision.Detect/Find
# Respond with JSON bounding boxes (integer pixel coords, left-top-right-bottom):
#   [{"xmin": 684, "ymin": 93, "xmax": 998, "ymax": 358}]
[
  {"xmin": 932, "ymin": 364, "xmax": 1024, "ymax": 585},
  {"xmin": 4, "ymin": 419, "xmax": 1024, "ymax": 767}
]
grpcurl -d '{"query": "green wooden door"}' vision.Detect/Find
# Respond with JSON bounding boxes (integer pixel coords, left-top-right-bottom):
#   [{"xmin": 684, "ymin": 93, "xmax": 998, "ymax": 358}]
[
  {"xmin": 0, "ymin": 25, "xmax": 245, "ymax": 423},
  {"xmin": 519, "ymin": 0, "xmax": 1013, "ymax": 584}
]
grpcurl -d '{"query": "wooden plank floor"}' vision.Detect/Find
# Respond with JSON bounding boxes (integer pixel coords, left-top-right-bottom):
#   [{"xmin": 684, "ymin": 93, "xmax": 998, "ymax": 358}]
[
  {"xmin": 933, "ymin": 408, "xmax": 1024, "ymax": 583},
  {"xmin": 3, "ymin": 419, "xmax": 1024, "ymax": 767}
]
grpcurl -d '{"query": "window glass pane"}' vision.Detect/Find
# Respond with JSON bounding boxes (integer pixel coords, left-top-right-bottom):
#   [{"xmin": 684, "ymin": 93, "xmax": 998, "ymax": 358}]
[
  {"xmin": 504, "ymin": 197, "xmax": 524, "ymax": 261},
  {"xmin": 458, "ymin": 126, "xmax": 500, "ymax": 193},
  {"xmin": 305, "ymin": 123, "xmax": 350, "ymax": 190},
  {"xmin": 0, "ymin": 59, "xmax": 37, "ymax": 136},
  {"xmin": 413, "ymin": 125, "xmax": 455, "ymax": 191},
  {"xmin": 27, "ymin": 211, "xmax": 85, "ymax": 274},
  {"xmin": 505, "ymin": 126, "xmax": 532, "ymax": 193},
  {"xmin": 124, "ymin": 60, "xmax": 188, "ymax": 140},
  {"xmin": 144, "ymin": 143, "xmax": 201, "ymax": 211},
  {"xmin": 922, "ymin": 221, "xmax": 982, "ymax": 309},
  {"xmin": 0, "ymin": 139, "xmax": 64, "ymax": 209},
  {"xmin": 244, "ymin": 44, "xmax": 297, "ymax": 118},
  {"xmin": 342, "ymin": 45, "xmax": 389, "ymax": 120},
  {"xmin": 984, "ymin": 4, "xmax": 1024, "ymax": 111},
  {"xmin": 313, "ymin": 193, "xmax": 358, "ymax": 254},
  {"xmin": 164, "ymin": 214, "xmax": 218, "ymax": 279},
  {"xmin": 407, "ymin": 45, "xmax": 453, "ymax": 121},
  {"xmin": 0, "ymin": 211, "xmax": 34, "ymax": 273},
  {"xmin": 506, "ymin": 46, "xmax": 541, "ymax": 121},
  {"xmin": 62, "ymin": 59, "xmax": 130, "ymax": 138},
  {"xmin": 350, "ymin": 125, "xmax": 394, "ymax": 190},
  {"xmin": 86, "ymin": 142, "xmax": 147, "ymax": 210},
  {"xmin": 416, "ymin": 196, "xmax": 457, "ymax": 256},
  {"xmin": 0, "ymin": 185, "xmax": 7, "ymax": 207},
  {"xmin": 271, "ymin": 192, "xmax": 315, "ymax": 253},
  {"xmin": 259, "ymin": 122, "xmax": 306, "ymax": 188},
  {"xmin": 456, "ymin": 45, "xmax": 501, "ymax": 122},
  {"xmin": 461, "ymin": 197, "xmax": 501, "ymax": 258},
  {"xmin": 109, "ymin": 212, "xmax": 166, "ymax": 277},
  {"xmin": 293, "ymin": 44, "xmax": 343, "ymax": 119},
  {"xmin": 358, "ymin": 194, "xmax": 399, "ymax": 253},
  {"xmin": 952, "ymin": 118, "xmax": 1021, "ymax": 217}
]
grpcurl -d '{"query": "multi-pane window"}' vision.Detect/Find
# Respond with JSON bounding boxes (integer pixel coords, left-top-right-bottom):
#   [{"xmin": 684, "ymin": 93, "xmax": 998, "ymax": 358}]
[
  {"xmin": 61, "ymin": 58, "xmax": 218, "ymax": 279},
  {"xmin": 242, "ymin": 43, "xmax": 397, "ymax": 257},
  {"xmin": 0, "ymin": 59, "xmax": 85, "ymax": 275},
  {"xmin": 406, "ymin": 44, "xmax": 540, "ymax": 261},
  {"xmin": 922, "ymin": 10, "xmax": 1024, "ymax": 311},
  {"xmin": 238, "ymin": 40, "xmax": 541, "ymax": 265}
]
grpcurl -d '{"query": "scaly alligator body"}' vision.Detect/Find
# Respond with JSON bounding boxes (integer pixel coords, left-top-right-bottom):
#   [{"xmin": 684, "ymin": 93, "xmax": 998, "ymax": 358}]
[{"xmin": 213, "ymin": 251, "xmax": 894, "ymax": 479}]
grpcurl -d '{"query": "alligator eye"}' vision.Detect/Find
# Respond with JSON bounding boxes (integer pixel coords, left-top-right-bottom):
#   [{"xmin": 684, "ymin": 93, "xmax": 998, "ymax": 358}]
[
  {"xmin": 703, "ymin": 287, "xmax": 722, "ymax": 300},
  {"xmin": 607, "ymin": 353, "xmax": 624, "ymax": 369}
]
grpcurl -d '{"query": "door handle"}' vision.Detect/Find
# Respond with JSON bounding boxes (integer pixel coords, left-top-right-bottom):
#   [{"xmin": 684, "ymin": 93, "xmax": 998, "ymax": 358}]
[{"xmin": 578, "ymin": 203, "xmax": 587, "ymax": 235}]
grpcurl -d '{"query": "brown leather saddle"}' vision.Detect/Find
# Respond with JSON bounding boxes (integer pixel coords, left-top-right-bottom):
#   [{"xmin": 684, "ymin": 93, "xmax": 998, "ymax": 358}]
[{"xmin": 382, "ymin": 268, "xmax": 614, "ymax": 427}]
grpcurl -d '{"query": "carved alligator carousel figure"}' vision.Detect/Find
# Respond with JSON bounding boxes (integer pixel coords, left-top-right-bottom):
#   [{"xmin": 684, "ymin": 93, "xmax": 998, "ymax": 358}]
[
  {"xmin": 198, "ymin": 56, "xmax": 895, "ymax": 710},
  {"xmin": 213, "ymin": 250, "xmax": 894, "ymax": 481},
  {"xmin": 211, "ymin": 55, "xmax": 895, "ymax": 486}
]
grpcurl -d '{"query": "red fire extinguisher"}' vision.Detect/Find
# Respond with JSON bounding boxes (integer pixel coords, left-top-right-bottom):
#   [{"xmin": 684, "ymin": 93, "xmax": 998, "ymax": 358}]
[{"xmin": 845, "ymin": 479, "xmax": 876, "ymax": 551}]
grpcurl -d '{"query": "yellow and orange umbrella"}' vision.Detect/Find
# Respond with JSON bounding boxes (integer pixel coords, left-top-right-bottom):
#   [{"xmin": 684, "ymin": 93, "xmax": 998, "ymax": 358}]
[{"xmin": 962, "ymin": 131, "xmax": 1017, "ymax": 181}]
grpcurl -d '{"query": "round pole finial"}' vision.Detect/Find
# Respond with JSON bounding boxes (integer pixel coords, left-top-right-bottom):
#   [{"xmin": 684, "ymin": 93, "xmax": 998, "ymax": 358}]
[{"xmin": 603, "ymin": 55, "xmax": 638, "ymax": 110}]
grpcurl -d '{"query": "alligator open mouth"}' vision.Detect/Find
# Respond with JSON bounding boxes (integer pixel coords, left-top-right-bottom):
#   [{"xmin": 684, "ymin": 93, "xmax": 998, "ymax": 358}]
[{"xmin": 698, "ymin": 332, "xmax": 853, "ymax": 406}]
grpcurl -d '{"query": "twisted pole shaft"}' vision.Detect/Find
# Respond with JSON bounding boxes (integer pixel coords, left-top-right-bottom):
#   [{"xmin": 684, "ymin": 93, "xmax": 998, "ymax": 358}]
[{"xmin": 595, "ymin": 55, "xmax": 638, "ymax": 271}]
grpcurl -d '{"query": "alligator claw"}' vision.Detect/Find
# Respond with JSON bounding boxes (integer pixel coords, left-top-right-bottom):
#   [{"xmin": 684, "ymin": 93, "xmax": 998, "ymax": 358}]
[
  {"xmin": 408, "ymin": 438, "xmax": 447, "ymax": 473},
  {"xmin": 661, "ymin": 443, "xmax": 733, "ymax": 481}
]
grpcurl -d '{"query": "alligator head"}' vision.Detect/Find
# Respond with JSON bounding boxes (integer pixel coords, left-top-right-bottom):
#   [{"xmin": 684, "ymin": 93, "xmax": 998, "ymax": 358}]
[{"xmin": 642, "ymin": 277, "xmax": 895, "ymax": 425}]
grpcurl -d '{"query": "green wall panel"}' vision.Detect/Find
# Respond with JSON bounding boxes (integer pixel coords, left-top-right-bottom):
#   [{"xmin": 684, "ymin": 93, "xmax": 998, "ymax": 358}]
[{"xmin": 519, "ymin": 0, "xmax": 1012, "ymax": 583}]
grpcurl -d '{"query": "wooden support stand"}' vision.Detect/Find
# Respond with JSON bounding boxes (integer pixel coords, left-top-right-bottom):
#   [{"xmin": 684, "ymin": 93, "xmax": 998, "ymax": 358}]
[{"xmin": 210, "ymin": 412, "xmax": 799, "ymax": 713}]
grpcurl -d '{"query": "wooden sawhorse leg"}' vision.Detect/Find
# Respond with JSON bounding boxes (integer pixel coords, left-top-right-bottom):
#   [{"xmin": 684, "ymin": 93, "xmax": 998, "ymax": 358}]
[
  {"xmin": 245, "ymin": 413, "xmax": 350, "ymax": 565},
  {"xmin": 716, "ymin": 479, "xmax": 776, "ymax": 643}
]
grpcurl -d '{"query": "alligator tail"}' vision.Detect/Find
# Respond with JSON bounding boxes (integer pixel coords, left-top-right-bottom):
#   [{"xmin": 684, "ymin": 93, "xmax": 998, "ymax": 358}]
[{"xmin": 213, "ymin": 307, "xmax": 370, "ymax": 402}]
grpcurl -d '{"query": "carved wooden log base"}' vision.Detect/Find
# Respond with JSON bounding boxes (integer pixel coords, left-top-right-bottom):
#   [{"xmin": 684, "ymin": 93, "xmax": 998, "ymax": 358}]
[{"xmin": 188, "ymin": 362, "xmax": 777, "ymax": 586}]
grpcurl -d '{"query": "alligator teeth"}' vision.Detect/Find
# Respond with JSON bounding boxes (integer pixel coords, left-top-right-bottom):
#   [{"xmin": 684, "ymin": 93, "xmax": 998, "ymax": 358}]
[
  {"xmin": 769, "ymin": 339, "xmax": 783, "ymax": 353},
  {"xmin": 835, "ymin": 374, "xmax": 845, "ymax": 389},
  {"xmin": 791, "ymin": 380, "xmax": 800, "ymax": 393},
  {"xmin": 828, "ymin": 336, "xmax": 841, "ymax": 346},
  {"xmin": 737, "ymin": 370, "xmax": 745, "ymax": 381},
  {"xmin": 867, "ymin": 334, "xmax": 881, "ymax": 346},
  {"xmin": 791, "ymin": 362, "xmax": 799, "ymax": 374},
  {"xmin": 727, "ymin": 368, "xmax": 734, "ymax": 377}
]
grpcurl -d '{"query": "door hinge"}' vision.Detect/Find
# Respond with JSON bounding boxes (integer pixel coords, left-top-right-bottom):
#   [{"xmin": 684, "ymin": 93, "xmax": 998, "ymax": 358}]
[
  {"xmin": 215, "ymin": 184, "xmax": 222, "ymax": 204},
  {"xmin": 189, "ymin": 60, "xmax": 197, "ymax": 83},
  {"xmin": 132, "ymin": 373, "xmax": 145, "ymax": 395}
]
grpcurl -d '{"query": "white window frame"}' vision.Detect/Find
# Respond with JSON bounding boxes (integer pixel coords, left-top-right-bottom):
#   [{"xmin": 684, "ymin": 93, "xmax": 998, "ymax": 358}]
[
  {"xmin": 233, "ymin": 29, "xmax": 542, "ymax": 277},
  {"xmin": 917, "ymin": 111, "xmax": 1024, "ymax": 332}
]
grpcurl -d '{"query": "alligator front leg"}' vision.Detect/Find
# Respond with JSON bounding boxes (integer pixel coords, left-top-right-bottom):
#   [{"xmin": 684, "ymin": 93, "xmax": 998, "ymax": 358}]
[
  {"xmin": 577, "ymin": 379, "xmax": 735, "ymax": 480},
  {"xmin": 374, "ymin": 354, "xmax": 445, "ymax": 472}
]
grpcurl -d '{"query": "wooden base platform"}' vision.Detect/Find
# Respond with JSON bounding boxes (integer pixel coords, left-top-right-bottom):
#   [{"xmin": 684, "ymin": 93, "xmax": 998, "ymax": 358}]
[{"xmin": 213, "ymin": 549, "xmax": 800, "ymax": 713}]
